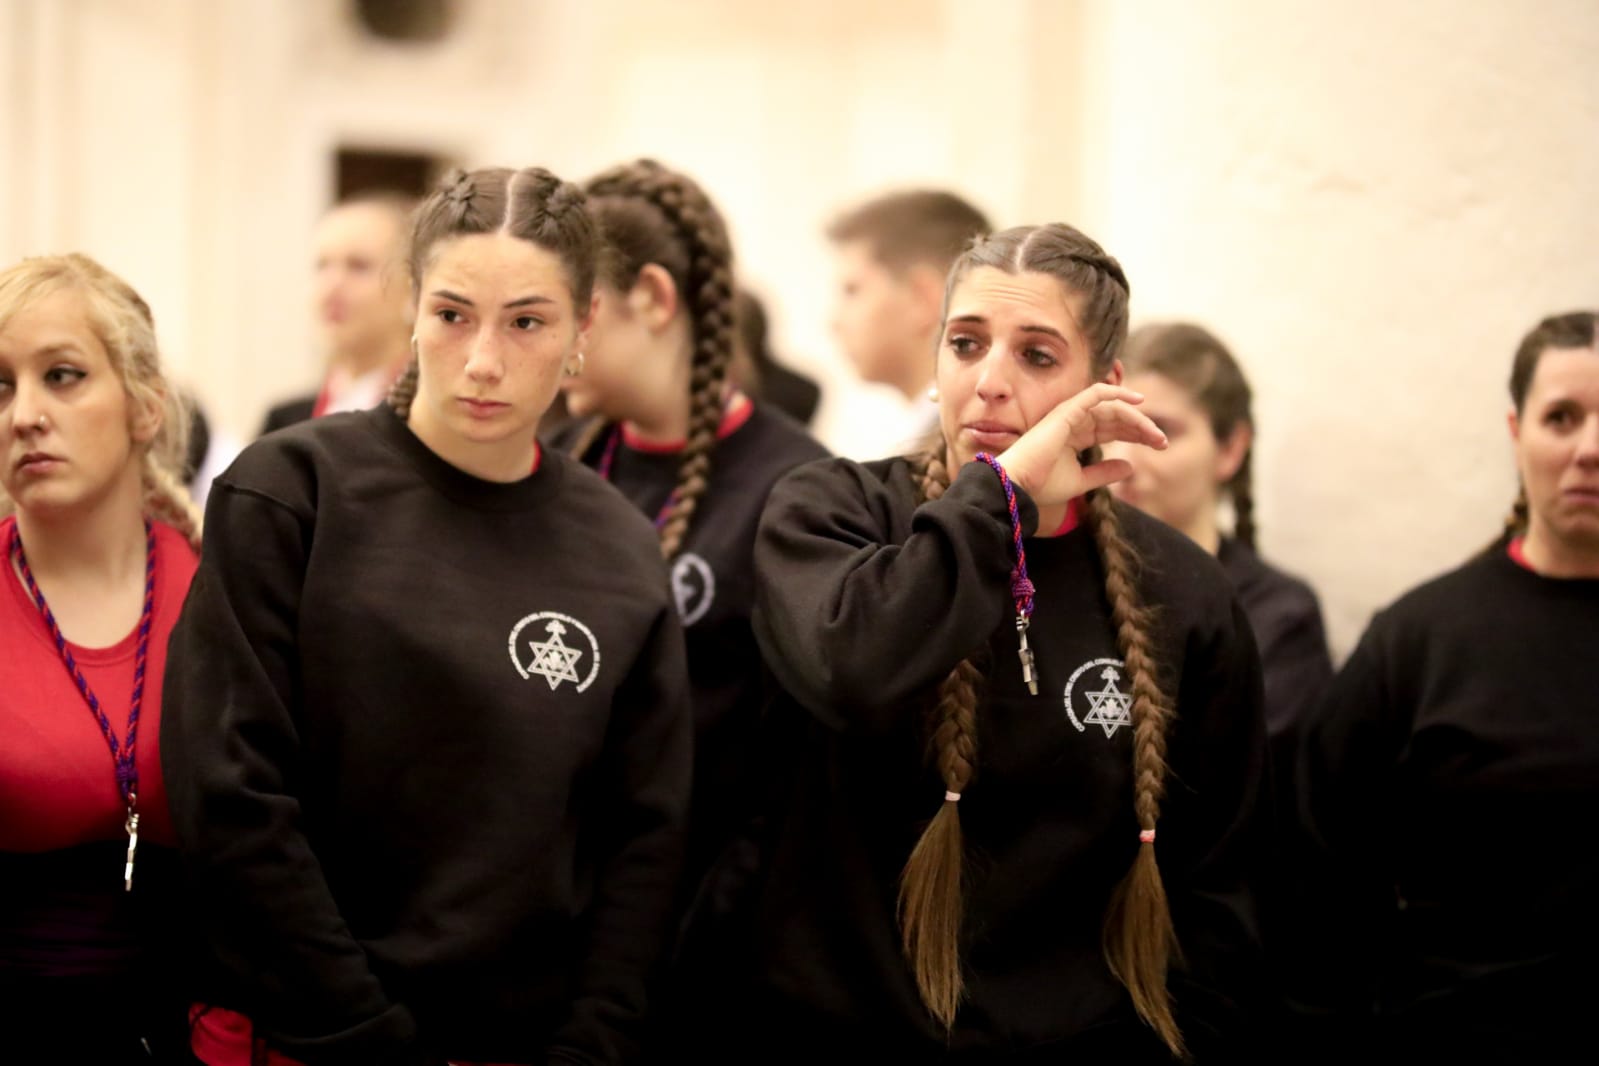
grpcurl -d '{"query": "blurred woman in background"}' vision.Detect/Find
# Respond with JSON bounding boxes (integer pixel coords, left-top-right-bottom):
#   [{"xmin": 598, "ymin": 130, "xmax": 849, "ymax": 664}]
[{"xmin": 1111, "ymin": 322, "xmax": 1331, "ymax": 743}]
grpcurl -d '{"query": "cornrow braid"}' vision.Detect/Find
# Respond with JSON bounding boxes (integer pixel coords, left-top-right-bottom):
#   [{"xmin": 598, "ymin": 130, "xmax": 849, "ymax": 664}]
[
  {"xmin": 141, "ymin": 455, "xmax": 202, "ymax": 551},
  {"xmin": 1229, "ymin": 450, "xmax": 1256, "ymax": 551},
  {"xmin": 1083, "ymin": 475, "xmax": 1184, "ymax": 1059},
  {"xmin": 584, "ymin": 160, "xmax": 736, "ymax": 560},
  {"xmin": 897, "ymin": 449, "xmax": 984, "ymax": 1028}
]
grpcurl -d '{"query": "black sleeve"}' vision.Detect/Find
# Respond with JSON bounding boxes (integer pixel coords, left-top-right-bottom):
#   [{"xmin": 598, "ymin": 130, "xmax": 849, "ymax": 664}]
[
  {"xmin": 547, "ymin": 603, "xmax": 693, "ymax": 1065},
  {"xmin": 1276, "ymin": 617, "xmax": 1409, "ymax": 1062},
  {"xmin": 161, "ymin": 480, "xmax": 432, "ymax": 1066},
  {"xmin": 751, "ymin": 458, "xmax": 1035, "ymax": 733},
  {"xmin": 1258, "ymin": 592, "xmax": 1334, "ymax": 740},
  {"xmin": 1159, "ymin": 598, "xmax": 1273, "ymax": 1062}
]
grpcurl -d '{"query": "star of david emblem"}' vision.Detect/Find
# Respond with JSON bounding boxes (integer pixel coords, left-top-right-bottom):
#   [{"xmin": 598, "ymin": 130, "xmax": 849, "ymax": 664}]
[
  {"xmin": 508, "ymin": 611, "xmax": 602, "ymax": 693},
  {"xmin": 1063, "ymin": 657, "xmax": 1131, "ymax": 738},
  {"xmin": 1080, "ymin": 665, "xmax": 1133, "ymax": 737},
  {"xmin": 526, "ymin": 620, "xmax": 584, "ymax": 690}
]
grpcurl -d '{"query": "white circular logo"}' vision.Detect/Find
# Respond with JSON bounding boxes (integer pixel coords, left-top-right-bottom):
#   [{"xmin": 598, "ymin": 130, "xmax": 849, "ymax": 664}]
[
  {"xmin": 1064, "ymin": 657, "xmax": 1132, "ymax": 737},
  {"xmin": 670, "ymin": 552, "xmax": 716, "ymax": 626},
  {"xmin": 508, "ymin": 611, "xmax": 601, "ymax": 692}
]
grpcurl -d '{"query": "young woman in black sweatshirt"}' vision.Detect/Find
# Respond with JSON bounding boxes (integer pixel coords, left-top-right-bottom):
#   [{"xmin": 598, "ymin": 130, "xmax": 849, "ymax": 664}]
[
  {"xmin": 1284, "ymin": 311, "xmax": 1599, "ymax": 1064},
  {"xmin": 552, "ymin": 160, "xmax": 828, "ymax": 915},
  {"xmin": 161, "ymin": 167, "xmax": 693, "ymax": 1066},
  {"xmin": 711, "ymin": 224, "xmax": 1269, "ymax": 1063},
  {"xmin": 1111, "ymin": 322, "xmax": 1331, "ymax": 744}
]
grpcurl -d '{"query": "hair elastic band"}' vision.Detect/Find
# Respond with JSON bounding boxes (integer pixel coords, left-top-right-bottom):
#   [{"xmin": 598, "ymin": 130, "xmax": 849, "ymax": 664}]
[
  {"xmin": 1139, "ymin": 829, "xmax": 1156, "ymax": 844},
  {"xmin": 945, "ymin": 791, "xmax": 962, "ymax": 803}
]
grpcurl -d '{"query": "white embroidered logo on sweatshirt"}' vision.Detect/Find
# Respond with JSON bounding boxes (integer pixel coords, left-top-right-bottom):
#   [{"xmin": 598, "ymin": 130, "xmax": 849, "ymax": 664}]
[
  {"xmin": 670, "ymin": 552, "xmax": 716, "ymax": 626},
  {"xmin": 509, "ymin": 612, "xmax": 601, "ymax": 692},
  {"xmin": 1064, "ymin": 658, "xmax": 1132, "ymax": 737}
]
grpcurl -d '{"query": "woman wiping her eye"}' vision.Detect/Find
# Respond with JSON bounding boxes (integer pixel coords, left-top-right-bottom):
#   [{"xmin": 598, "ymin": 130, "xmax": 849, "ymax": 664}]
[{"xmin": 699, "ymin": 224, "xmax": 1270, "ymax": 1063}]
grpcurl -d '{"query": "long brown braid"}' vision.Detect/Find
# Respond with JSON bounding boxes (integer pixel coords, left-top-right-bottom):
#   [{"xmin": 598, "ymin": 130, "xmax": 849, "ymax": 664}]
[
  {"xmin": 1122, "ymin": 321, "xmax": 1256, "ymax": 551},
  {"xmin": 898, "ymin": 449, "xmax": 984, "ymax": 1025},
  {"xmin": 898, "ymin": 225, "xmax": 1184, "ymax": 1056},
  {"xmin": 388, "ymin": 167, "xmax": 598, "ymax": 424},
  {"xmin": 0, "ymin": 254, "xmax": 202, "ymax": 550},
  {"xmin": 581, "ymin": 160, "xmax": 737, "ymax": 560},
  {"xmin": 1084, "ymin": 466, "xmax": 1183, "ymax": 1058}
]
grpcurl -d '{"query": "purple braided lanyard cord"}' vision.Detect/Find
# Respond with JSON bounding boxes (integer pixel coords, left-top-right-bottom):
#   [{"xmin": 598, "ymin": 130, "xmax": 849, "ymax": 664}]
[
  {"xmin": 973, "ymin": 453, "xmax": 1039, "ymax": 694},
  {"xmin": 597, "ymin": 424, "xmax": 679, "ymax": 531},
  {"xmin": 10, "ymin": 519, "xmax": 155, "ymax": 887}
]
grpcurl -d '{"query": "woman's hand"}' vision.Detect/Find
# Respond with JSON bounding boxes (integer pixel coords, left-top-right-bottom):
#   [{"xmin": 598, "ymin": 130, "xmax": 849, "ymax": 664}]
[{"xmin": 995, "ymin": 384, "xmax": 1166, "ymax": 506}]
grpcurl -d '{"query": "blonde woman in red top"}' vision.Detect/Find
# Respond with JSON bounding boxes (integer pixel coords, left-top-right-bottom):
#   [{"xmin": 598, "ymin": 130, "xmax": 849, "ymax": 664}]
[{"xmin": 0, "ymin": 253, "xmax": 201, "ymax": 1062}]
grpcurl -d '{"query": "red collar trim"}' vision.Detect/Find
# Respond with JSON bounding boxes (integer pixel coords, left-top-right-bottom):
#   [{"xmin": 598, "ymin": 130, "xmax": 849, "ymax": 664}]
[
  {"xmin": 1034, "ymin": 496, "xmax": 1083, "ymax": 538},
  {"xmin": 1508, "ymin": 535, "xmax": 1533, "ymax": 572},
  {"xmin": 618, "ymin": 392, "xmax": 754, "ymax": 454}
]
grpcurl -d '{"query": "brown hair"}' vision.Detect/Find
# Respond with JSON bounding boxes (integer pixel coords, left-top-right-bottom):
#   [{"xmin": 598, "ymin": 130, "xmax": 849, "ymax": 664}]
[
  {"xmin": 1123, "ymin": 322, "xmax": 1257, "ymax": 549},
  {"xmin": 0, "ymin": 254, "xmax": 201, "ymax": 549},
  {"xmin": 1501, "ymin": 311, "xmax": 1598, "ymax": 538},
  {"xmin": 901, "ymin": 224, "xmax": 1184, "ymax": 1057},
  {"xmin": 576, "ymin": 159, "xmax": 738, "ymax": 561},
  {"xmin": 387, "ymin": 166, "xmax": 597, "ymax": 419},
  {"xmin": 827, "ymin": 189, "xmax": 990, "ymax": 275}
]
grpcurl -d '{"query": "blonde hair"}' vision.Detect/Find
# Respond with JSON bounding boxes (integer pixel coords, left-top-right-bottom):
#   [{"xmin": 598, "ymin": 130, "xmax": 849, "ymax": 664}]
[{"xmin": 0, "ymin": 254, "xmax": 201, "ymax": 549}]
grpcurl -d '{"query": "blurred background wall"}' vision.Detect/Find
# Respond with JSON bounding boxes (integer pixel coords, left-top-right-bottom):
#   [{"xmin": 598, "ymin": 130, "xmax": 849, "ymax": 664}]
[{"xmin": 1, "ymin": 0, "xmax": 1596, "ymax": 655}]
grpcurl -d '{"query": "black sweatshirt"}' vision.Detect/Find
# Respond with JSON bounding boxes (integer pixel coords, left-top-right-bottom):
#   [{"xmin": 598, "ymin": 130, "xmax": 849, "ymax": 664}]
[
  {"xmin": 161, "ymin": 406, "xmax": 692, "ymax": 1066},
  {"xmin": 555, "ymin": 405, "xmax": 828, "ymax": 894},
  {"xmin": 1216, "ymin": 537, "xmax": 1332, "ymax": 741},
  {"xmin": 697, "ymin": 457, "xmax": 1268, "ymax": 1063},
  {"xmin": 1283, "ymin": 545, "xmax": 1599, "ymax": 1064}
]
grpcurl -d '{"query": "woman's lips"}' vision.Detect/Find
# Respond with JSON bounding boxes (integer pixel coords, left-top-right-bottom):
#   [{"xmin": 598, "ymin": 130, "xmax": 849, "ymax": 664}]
[
  {"xmin": 964, "ymin": 422, "xmax": 1020, "ymax": 449},
  {"xmin": 14, "ymin": 452, "xmax": 62, "ymax": 475},
  {"xmin": 460, "ymin": 398, "xmax": 509, "ymax": 420}
]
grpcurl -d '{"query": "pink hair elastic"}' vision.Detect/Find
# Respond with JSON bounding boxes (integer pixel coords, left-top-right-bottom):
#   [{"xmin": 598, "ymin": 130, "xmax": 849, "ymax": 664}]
[
  {"xmin": 945, "ymin": 791, "xmax": 962, "ymax": 803},
  {"xmin": 1139, "ymin": 829, "xmax": 1156, "ymax": 844}
]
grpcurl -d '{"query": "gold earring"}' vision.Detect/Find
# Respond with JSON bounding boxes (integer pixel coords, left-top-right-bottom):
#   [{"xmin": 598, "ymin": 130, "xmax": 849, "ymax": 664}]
[
  {"xmin": 565, "ymin": 351, "xmax": 585, "ymax": 377},
  {"xmin": 925, "ymin": 384, "xmax": 939, "ymax": 403}
]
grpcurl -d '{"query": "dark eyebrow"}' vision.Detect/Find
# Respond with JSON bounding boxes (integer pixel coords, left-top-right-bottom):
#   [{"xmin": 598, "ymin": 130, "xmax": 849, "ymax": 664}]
[
  {"xmin": 430, "ymin": 290, "xmax": 556, "ymax": 311},
  {"xmin": 1018, "ymin": 324, "xmax": 1069, "ymax": 344},
  {"xmin": 948, "ymin": 314, "xmax": 1069, "ymax": 345}
]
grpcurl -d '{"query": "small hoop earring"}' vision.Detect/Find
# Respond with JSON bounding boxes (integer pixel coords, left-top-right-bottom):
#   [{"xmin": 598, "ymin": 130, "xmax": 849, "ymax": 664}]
[{"xmin": 565, "ymin": 351, "xmax": 585, "ymax": 378}]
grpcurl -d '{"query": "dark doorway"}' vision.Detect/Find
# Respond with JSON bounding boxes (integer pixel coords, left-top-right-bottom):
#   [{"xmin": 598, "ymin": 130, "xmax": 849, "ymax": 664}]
[{"xmin": 335, "ymin": 147, "xmax": 445, "ymax": 202}]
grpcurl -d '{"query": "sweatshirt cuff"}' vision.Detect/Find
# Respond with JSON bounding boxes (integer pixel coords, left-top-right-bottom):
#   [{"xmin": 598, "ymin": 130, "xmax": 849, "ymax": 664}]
[{"xmin": 948, "ymin": 458, "xmax": 1041, "ymax": 537}]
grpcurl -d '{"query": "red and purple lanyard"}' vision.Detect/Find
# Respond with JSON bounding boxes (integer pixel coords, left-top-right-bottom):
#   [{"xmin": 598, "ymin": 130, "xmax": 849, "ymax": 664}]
[
  {"xmin": 9, "ymin": 521, "xmax": 155, "ymax": 890},
  {"xmin": 973, "ymin": 453, "xmax": 1038, "ymax": 695}
]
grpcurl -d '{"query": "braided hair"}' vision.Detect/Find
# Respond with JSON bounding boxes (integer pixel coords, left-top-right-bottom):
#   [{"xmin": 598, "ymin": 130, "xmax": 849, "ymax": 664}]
[
  {"xmin": 578, "ymin": 160, "xmax": 737, "ymax": 560},
  {"xmin": 0, "ymin": 254, "xmax": 201, "ymax": 550},
  {"xmin": 898, "ymin": 225, "xmax": 1184, "ymax": 1057},
  {"xmin": 1122, "ymin": 322, "xmax": 1257, "ymax": 550},
  {"xmin": 387, "ymin": 167, "xmax": 597, "ymax": 422}
]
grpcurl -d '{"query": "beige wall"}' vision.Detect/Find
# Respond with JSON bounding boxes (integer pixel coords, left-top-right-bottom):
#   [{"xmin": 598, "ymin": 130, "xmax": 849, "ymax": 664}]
[
  {"xmin": 1071, "ymin": 0, "xmax": 1599, "ymax": 653},
  {"xmin": 2, "ymin": 0, "xmax": 1595, "ymax": 652}
]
